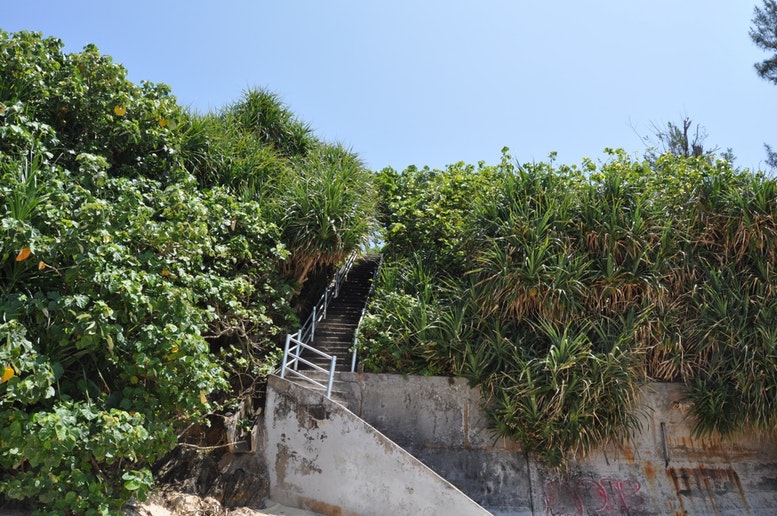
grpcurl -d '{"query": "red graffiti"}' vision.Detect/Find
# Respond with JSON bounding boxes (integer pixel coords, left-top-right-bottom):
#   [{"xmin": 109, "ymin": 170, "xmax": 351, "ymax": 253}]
[{"xmin": 544, "ymin": 476, "xmax": 647, "ymax": 516}]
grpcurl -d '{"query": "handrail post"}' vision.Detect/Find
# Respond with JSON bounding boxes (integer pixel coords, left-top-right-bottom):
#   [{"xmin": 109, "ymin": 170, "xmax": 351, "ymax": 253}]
[
  {"xmin": 311, "ymin": 306, "xmax": 317, "ymax": 342},
  {"xmin": 327, "ymin": 355, "xmax": 337, "ymax": 398},
  {"xmin": 280, "ymin": 334, "xmax": 291, "ymax": 378},
  {"xmin": 351, "ymin": 337, "xmax": 358, "ymax": 373}
]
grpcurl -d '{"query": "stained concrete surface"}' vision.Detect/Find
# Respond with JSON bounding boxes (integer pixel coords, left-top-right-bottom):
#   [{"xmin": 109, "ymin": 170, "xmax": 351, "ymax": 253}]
[
  {"xmin": 260, "ymin": 374, "xmax": 491, "ymax": 515},
  {"xmin": 532, "ymin": 383, "xmax": 777, "ymax": 515},
  {"xmin": 313, "ymin": 373, "xmax": 777, "ymax": 515}
]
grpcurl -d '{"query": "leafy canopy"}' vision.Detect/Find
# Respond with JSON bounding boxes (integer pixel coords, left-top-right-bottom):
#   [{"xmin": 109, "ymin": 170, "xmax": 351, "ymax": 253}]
[
  {"xmin": 750, "ymin": 1, "xmax": 777, "ymax": 168},
  {"xmin": 0, "ymin": 30, "xmax": 376, "ymax": 513}
]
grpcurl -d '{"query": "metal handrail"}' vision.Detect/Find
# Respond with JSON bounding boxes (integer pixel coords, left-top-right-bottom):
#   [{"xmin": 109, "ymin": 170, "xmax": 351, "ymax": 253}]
[
  {"xmin": 280, "ymin": 333, "xmax": 337, "ymax": 398},
  {"xmin": 296, "ymin": 251, "xmax": 359, "ymax": 345},
  {"xmin": 350, "ymin": 254, "xmax": 383, "ymax": 372},
  {"xmin": 279, "ymin": 250, "xmax": 360, "ymax": 398}
]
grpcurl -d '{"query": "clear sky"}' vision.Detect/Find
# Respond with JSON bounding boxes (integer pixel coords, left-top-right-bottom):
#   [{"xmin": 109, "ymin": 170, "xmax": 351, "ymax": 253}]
[{"xmin": 4, "ymin": 1, "xmax": 776, "ymax": 172}]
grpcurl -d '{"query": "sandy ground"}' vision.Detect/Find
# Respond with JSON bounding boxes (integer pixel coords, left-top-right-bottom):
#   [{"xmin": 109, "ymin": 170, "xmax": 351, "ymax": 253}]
[
  {"xmin": 0, "ymin": 496, "xmax": 323, "ymax": 516},
  {"xmin": 141, "ymin": 501, "xmax": 321, "ymax": 515},
  {"xmin": 251, "ymin": 501, "xmax": 323, "ymax": 516},
  {"xmin": 134, "ymin": 493, "xmax": 323, "ymax": 516}
]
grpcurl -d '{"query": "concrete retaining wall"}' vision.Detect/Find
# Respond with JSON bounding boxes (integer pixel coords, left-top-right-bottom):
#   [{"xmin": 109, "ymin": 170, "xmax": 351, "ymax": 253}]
[
  {"xmin": 336, "ymin": 373, "xmax": 533, "ymax": 514},
  {"xmin": 533, "ymin": 382, "xmax": 777, "ymax": 516},
  {"xmin": 330, "ymin": 374, "xmax": 777, "ymax": 515},
  {"xmin": 258, "ymin": 374, "xmax": 490, "ymax": 515}
]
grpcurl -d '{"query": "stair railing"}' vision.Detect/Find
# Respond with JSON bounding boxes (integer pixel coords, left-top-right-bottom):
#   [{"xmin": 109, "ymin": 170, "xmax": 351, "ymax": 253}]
[
  {"xmin": 296, "ymin": 250, "xmax": 358, "ymax": 344},
  {"xmin": 280, "ymin": 333, "xmax": 336, "ymax": 398},
  {"xmin": 350, "ymin": 254, "xmax": 383, "ymax": 372},
  {"xmin": 280, "ymin": 250, "xmax": 359, "ymax": 397}
]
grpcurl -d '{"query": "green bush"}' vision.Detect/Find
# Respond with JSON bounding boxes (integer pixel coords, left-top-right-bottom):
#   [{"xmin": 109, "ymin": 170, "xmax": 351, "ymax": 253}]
[
  {"xmin": 362, "ymin": 148, "xmax": 777, "ymax": 468},
  {"xmin": 0, "ymin": 30, "xmax": 302, "ymax": 513},
  {"xmin": 1, "ymin": 28, "xmax": 378, "ymax": 511},
  {"xmin": 0, "ymin": 133, "xmax": 225, "ymax": 512}
]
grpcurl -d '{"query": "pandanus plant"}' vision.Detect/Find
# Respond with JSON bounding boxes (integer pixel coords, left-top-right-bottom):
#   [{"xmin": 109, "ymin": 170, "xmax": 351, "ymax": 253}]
[
  {"xmin": 276, "ymin": 143, "xmax": 378, "ymax": 288},
  {"xmin": 362, "ymin": 149, "xmax": 777, "ymax": 469}
]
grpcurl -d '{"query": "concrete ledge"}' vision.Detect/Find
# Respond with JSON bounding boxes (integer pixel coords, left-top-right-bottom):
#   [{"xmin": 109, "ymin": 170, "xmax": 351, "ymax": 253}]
[
  {"xmin": 260, "ymin": 374, "xmax": 777, "ymax": 514},
  {"xmin": 335, "ymin": 373, "xmax": 532, "ymax": 514},
  {"xmin": 259, "ymin": 375, "xmax": 490, "ymax": 516},
  {"xmin": 320, "ymin": 374, "xmax": 777, "ymax": 515},
  {"xmin": 534, "ymin": 383, "xmax": 777, "ymax": 516}
]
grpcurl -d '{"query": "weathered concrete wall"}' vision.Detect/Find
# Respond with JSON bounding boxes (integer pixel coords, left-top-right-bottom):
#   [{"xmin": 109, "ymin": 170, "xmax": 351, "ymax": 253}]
[
  {"xmin": 332, "ymin": 373, "xmax": 777, "ymax": 515},
  {"xmin": 533, "ymin": 382, "xmax": 777, "ymax": 516},
  {"xmin": 258, "ymin": 374, "xmax": 490, "ymax": 516},
  {"xmin": 336, "ymin": 373, "xmax": 532, "ymax": 514}
]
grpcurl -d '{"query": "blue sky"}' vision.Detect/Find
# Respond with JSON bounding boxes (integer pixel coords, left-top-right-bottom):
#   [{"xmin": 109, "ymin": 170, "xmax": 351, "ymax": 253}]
[{"xmin": 4, "ymin": 1, "xmax": 776, "ymax": 172}]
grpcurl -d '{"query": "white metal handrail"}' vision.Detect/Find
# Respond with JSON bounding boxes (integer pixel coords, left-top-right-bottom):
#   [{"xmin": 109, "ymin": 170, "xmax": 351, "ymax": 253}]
[
  {"xmin": 350, "ymin": 254, "xmax": 383, "ymax": 372},
  {"xmin": 296, "ymin": 251, "xmax": 359, "ymax": 345},
  {"xmin": 280, "ymin": 251, "xmax": 359, "ymax": 398},
  {"xmin": 280, "ymin": 333, "xmax": 337, "ymax": 398}
]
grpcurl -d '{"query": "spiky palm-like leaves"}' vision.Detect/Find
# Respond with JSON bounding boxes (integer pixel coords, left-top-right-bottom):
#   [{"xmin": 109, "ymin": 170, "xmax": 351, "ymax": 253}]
[
  {"xmin": 180, "ymin": 89, "xmax": 301, "ymax": 198},
  {"xmin": 485, "ymin": 320, "xmax": 644, "ymax": 468},
  {"xmin": 362, "ymin": 149, "xmax": 777, "ymax": 468},
  {"xmin": 277, "ymin": 143, "xmax": 377, "ymax": 287},
  {"xmin": 177, "ymin": 89, "xmax": 377, "ymax": 291},
  {"xmin": 226, "ymin": 87, "xmax": 313, "ymax": 158}
]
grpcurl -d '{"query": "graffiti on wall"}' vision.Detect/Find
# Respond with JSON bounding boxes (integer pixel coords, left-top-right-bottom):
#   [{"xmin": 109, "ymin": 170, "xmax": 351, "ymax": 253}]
[
  {"xmin": 665, "ymin": 466, "xmax": 748, "ymax": 512},
  {"xmin": 544, "ymin": 475, "xmax": 651, "ymax": 516}
]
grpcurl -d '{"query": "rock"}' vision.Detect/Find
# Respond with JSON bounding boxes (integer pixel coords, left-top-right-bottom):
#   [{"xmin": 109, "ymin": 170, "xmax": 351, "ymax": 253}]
[
  {"xmin": 152, "ymin": 443, "xmax": 269, "ymax": 509},
  {"xmin": 207, "ymin": 453, "xmax": 269, "ymax": 507},
  {"xmin": 129, "ymin": 490, "xmax": 322, "ymax": 515}
]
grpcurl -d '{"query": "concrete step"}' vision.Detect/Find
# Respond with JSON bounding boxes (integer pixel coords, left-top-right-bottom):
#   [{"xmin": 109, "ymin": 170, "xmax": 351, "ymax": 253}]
[
  {"xmin": 322, "ymin": 305, "xmax": 364, "ymax": 316},
  {"xmin": 316, "ymin": 323, "xmax": 354, "ymax": 330},
  {"xmin": 316, "ymin": 324, "xmax": 358, "ymax": 334},
  {"xmin": 282, "ymin": 370, "xmax": 353, "ymax": 406},
  {"xmin": 324, "ymin": 301, "xmax": 368, "ymax": 312},
  {"xmin": 315, "ymin": 326, "xmax": 357, "ymax": 336},
  {"xmin": 302, "ymin": 356, "xmax": 353, "ymax": 372},
  {"xmin": 316, "ymin": 313, "xmax": 359, "ymax": 324},
  {"xmin": 313, "ymin": 336, "xmax": 352, "ymax": 344},
  {"xmin": 313, "ymin": 342, "xmax": 353, "ymax": 351},
  {"xmin": 293, "ymin": 254, "xmax": 381, "ymax": 374}
]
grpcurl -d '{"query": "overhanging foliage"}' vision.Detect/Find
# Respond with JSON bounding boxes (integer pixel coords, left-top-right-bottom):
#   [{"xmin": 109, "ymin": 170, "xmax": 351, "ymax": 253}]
[{"xmin": 0, "ymin": 30, "xmax": 375, "ymax": 513}]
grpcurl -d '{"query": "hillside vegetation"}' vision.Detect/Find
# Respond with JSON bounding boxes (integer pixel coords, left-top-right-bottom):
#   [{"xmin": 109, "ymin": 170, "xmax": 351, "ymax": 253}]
[
  {"xmin": 358, "ymin": 149, "xmax": 777, "ymax": 467},
  {"xmin": 0, "ymin": 30, "xmax": 375, "ymax": 513},
  {"xmin": 3, "ymin": 27, "xmax": 777, "ymax": 513}
]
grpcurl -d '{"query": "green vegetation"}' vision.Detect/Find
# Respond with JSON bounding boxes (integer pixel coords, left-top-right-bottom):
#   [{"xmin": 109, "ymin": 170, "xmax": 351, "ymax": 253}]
[
  {"xmin": 359, "ymin": 149, "xmax": 777, "ymax": 468},
  {"xmin": 0, "ymin": 30, "xmax": 375, "ymax": 513},
  {"xmin": 3, "ymin": 24, "xmax": 777, "ymax": 511},
  {"xmin": 751, "ymin": 0, "xmax": 777, "ymax": 168}
]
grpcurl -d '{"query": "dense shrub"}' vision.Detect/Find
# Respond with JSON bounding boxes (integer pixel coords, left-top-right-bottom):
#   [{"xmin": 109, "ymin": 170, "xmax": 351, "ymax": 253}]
[
  {"xmin": 0, "ymin": 102, "xmax": 227, "ymax": 513},
  {"xmin": 360, "ymin": 148, "xmax": 777, "ymax": 468},
  {"xmin": 0, "ymin": 30, "xmax": 375, "ymax": 513}
]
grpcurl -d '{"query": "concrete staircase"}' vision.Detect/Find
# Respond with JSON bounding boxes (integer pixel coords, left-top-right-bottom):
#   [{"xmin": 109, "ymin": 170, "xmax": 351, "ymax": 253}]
[
  {"xmin": 262, "ymin": 374, "xmax": 493, "ymax": 515},
  {"xmin": 302, "ymin": 254, "xmax": 380, "ymax": 373},
  {"xmin": 269, "ymin": 254, "xmax": 495, "ymax": 514}
]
